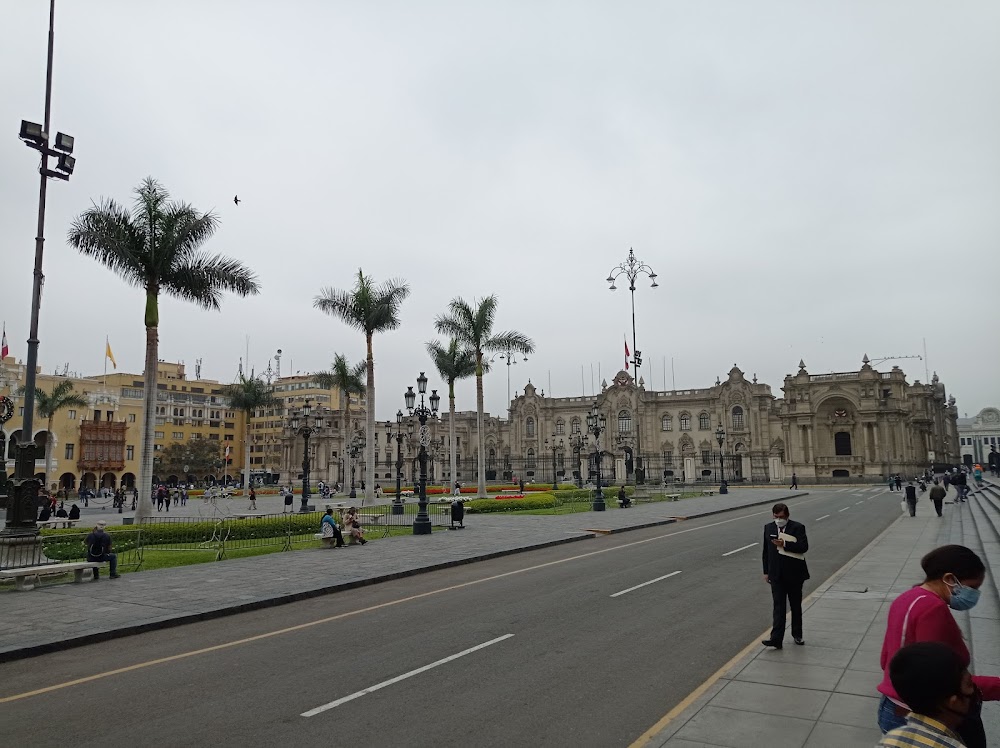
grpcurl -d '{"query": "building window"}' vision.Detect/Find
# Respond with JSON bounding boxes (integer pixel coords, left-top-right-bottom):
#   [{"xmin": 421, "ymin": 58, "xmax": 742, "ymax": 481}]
[
  {"xmin": 698, "ymin": 413, "xmax": 710, "ymax": 430},
  {"xmin": 126, "ymin": 445, "xmax": 134, "ymax": 460},
  {"xmin": 663, "ymin": 450, "xmax": 673, "ymax": 466},
  {"xmin": 680, "ymin": 415, "xmax": 691, "ymax": 431},
  {"xmin": 154, "ymin": 431, "xmax": 164, "ymax": 439},
  {"xmin": 571, "ymin": 418, "xmax": 581, "ymax": 434},
  {"xmin": 618, "ymin": 410, "xmax": 632, "ymax": 433},
  {"xmin": 732, "ymin": 406, "xmax": 744, "ymax": 430},
  {"xmin": 661, "ymin": 415, "xmax": 672, "ymax": 431},
  {"xmin": 835, "ymin": 431, "xmax": 852, "ymax": 456},
  {"xmin": 127, "ymin": 413, "xmax": 136, "ymax": 423},
  {"xmin": 526, "ymin": 448, "xmax": 536, "ymax": 468},
  {"xmin": 65, "ymin": 443, "xmax": 74, "ymax": 460},
  {"xmin": 172, "ymin": 432, "xmax": 184, "ymax": 440},
  {"xmin": 68, "ymin": 409, "xmax": 77, "ymax": 420},
  {"xmin": 19, "ymin": 407, "xmax": 24, "ymax": 416},
  {"xmin": 701, "ymin": 450, "xmax": 712, "ymax": 465},
  {"xmin": 526, "ymin": 418, "xmax": 535, "ymax": 438},
  {"xmin": 555, "ymin": 420, "xmax": 564, "ymax": 435}
]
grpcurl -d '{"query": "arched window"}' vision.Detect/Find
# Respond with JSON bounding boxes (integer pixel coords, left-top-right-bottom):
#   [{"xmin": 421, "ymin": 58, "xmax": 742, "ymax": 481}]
[
  {"xmin": 679, "ymin": 414, "xmax": 691, "ymax": 431},
  {"xmin": 555, "ymin": 419, "xmax": 565, "ymax": 435},
  {"xmin": 661, "ymin": 415, "xmax": 672, "ymax": 431},
  {"xmin": 526, "ymin": 418, "xmax": 535, "ymax": 438},
  {"xmin": 618, "ymin": 410, "xmax": 632, "ymax": 433},
  {"xmin": 732, "ymin": 406, "xmax": 744, "ymax": 430},
  {"xmin": 526, "ymin": 448, "xmax": 536, "ymax": 468},
  {"xmin": 698, "ymin": 413, "xmax": 710, "ymax": 430},
  {"xmin": 571, "ymin": 418, "xmax": 581, "ymax": 434}
]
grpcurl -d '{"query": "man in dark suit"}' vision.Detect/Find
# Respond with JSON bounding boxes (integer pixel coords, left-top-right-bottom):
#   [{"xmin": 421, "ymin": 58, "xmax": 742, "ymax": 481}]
[{"xmin": 762, "ymin": 502, "xmax": 809, "ymax": 649}]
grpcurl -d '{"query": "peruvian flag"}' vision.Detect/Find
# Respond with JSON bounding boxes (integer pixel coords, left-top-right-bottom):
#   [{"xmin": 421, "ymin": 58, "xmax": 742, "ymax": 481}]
[
  {"xmin": 1, "ymin": 324, "xmax": 7, "ymax": 359},
  {"xmin": 624, "ymin": 336, "xmax": 630, "ymax": 371}
]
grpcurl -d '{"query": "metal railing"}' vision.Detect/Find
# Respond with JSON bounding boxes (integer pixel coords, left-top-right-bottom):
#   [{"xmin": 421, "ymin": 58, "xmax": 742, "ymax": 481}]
[{"xmin": 0, "ymin": 529, "xmax": 144, "ymax": 571}]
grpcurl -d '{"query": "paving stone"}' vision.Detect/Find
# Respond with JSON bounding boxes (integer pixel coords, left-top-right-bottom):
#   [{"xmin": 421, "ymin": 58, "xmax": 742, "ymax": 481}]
[
  {"xmin": 803, "ymin": 721, "xmax": 883, "ymax": 747},
  {"xmin": 818, "ymin": 692, "xmax": 880, "ymax": 728},
  {"xmin": 709, "ymin": 680, "xmax": 830, "ymax": 720},
  {"xmin": 672, "ymin": 705, "xmax": 814, "ymax": 748}
]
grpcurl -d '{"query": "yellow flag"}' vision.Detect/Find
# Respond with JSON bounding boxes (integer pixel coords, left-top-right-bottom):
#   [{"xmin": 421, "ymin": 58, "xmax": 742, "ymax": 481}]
[{"xmin": 106, "ymin": 339, "xmax": 117, "ymax": 369}]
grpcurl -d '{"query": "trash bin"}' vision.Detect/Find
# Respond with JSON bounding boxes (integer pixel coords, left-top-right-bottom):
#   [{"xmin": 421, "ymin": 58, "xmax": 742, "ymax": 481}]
[{"xmin": 450, "ymin": 499, "xmax": 465, "ymax": 530}]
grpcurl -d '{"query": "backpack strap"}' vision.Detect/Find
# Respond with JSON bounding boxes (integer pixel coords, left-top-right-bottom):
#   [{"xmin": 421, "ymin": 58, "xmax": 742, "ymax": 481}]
[{"xmin": 900, "ymin": 595, "xmax": 930, "ymax": 648}]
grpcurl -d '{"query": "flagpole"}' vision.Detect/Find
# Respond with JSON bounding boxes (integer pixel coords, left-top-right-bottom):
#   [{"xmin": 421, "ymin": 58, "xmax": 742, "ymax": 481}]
[{"xmin": 103, "ymin": 335, "xmax": 108, "ymax": 388}]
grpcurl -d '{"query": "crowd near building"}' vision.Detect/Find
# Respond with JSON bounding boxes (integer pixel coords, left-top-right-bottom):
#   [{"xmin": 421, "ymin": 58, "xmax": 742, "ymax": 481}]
[{"xmin": 1, "ymin": 353, "xmax": 970, "ymax": 494}]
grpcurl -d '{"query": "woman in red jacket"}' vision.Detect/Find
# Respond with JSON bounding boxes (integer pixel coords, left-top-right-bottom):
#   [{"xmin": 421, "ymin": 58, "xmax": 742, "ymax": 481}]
[{"xmin": 877, "ymin": 544, "xmax": 1000, "ymax": 747}]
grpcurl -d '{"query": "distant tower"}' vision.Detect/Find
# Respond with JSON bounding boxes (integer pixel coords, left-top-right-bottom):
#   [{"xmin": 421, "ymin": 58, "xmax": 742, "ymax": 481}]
[
  {"xmin": 275, "ymin": 349, "xmax": 282, "ymax": 379},
  {"xmin": 195, "ymin": 358, "xmax": 203, "ymax": 380}
]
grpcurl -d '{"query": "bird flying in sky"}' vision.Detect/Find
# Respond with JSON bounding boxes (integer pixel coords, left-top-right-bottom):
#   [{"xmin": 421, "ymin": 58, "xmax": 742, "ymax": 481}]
[{"xmin": 234, "ymin": 195, "xmax": 241, "ymax": 205}]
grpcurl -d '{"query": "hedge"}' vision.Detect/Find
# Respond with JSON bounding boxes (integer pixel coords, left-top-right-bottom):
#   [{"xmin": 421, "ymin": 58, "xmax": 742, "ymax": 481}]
[{"xmin": 464, "ymin": 494, "xmax": 557, "ymax": 513}]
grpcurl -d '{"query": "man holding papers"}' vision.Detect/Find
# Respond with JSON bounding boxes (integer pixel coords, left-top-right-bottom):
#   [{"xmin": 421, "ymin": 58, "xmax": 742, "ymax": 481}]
[{"xmin": 761, "ymin": 502, "xmax": 810, "ymax": 649}]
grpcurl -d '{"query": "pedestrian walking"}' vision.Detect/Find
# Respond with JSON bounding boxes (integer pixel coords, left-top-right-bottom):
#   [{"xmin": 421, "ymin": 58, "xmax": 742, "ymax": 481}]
[
  {"xmin": 953, "ymin": 471, "xmax": 967, "ymax": 503},
  {"xmin": 453, "ymin": 481, "xmax": 461, "ymax": 497},
  {"xmin": 875, "ymin": 544, "xmax": 1000, "ymax": 747},
  {"xmin": 904, "ymin": 481, "xmax": 918, "ymax": 517},
  {"xmin": 878, "ymin": 642, "xmax": 976, "ymax": 748},
  {"xmin": 789, "ymin": 472, "xmax": 798, "ymax": 490},
  {"xmin": 283, "ymin": 486, "xmax": 293, "ymax": 513},
  {"xmin": 929, "ymin": 479, "xmax": 946, "ymax": 518},
  {"xmin": 895, "ymin": 475, "xmax": 903, "ymax": 492},
  {"xmin": 248, "ymin": 486, "xmax": 257, "ymax": 511},
  {"xmin": 761, "ymin": 503, "xmax": 809, "ymax": 649},
  {"xmin": 180, "ymin": 487, "xmax": 187, "ymax": 507},
  {"xmin": 888, "ymin": 475, "xmax": 895, "ymax": 492}
]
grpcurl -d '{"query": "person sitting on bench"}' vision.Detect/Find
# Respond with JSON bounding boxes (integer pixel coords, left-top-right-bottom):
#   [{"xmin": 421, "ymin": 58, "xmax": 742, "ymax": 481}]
[
  {"xmin": 68, "ymin": 504, "xmax": 81, "ymax": 521},
  {"xmin": 618, "ymin": 485, "xmax": 631, "ymax": 508},
  {"xmin": 85, "ymin": 521, "xmax": 119, "ymax": 579},
  {"xmin": 320, "ymin": 506, "xmax": 346, "ymax": 548},
  {"xmin": 344, "ymin": 507, "xmax": 367, "ymax": 545}
]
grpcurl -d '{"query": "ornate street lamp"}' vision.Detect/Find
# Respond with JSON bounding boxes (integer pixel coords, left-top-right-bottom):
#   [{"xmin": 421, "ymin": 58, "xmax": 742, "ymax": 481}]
[
  {"xmin": 348, "ymin": 432, "xmax": 365, "ymax": 500},
  {"xmin": 385, "ymin": 410, "xmax": 405, "ymax": 515},
  {"xmin": 716, "ymin": 422, "xmax": 728, "ymax": 495},
  {"xmin": 5, "ymin": 0, "xmax": 78, "ymax": 536},
  {"xmin": 606, "ymin": 247, "xmax": 657, "ymax": 485},
  {"xmin": 586, "ymin": 402, "xmax": 608, "ymax": 511},
  {"xmin": 297, "ymin": 399, "xmax": 315, "ymax": 512},
  {"xmin": 570, "ymin": 431, "xmax": 589, "ymax": 488},
  {"xmin": 405, "ymin": 372, "xmax": 440, "ymax": 535}
]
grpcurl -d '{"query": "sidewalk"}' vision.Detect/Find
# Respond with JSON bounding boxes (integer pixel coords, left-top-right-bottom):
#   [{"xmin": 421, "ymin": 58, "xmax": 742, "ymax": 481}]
[
  {"xmin": 0, "ymin": 486, "xmax": 802, "ymax": 661},
  {"xmin": 642, "ymin": 480, "xmax": 1000, "ymax": 748}
]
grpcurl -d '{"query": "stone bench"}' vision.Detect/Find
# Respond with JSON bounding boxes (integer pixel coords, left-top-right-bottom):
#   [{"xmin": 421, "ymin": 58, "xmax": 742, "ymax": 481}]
[
  {"xmin": 36, "ymin": 519, "xmax": 80, "ymax": 529},
  {"xmin": 702, "ymin": 489, "xmax": 715, "ymax": 496},
  {"xmin": 0, "ymin": 561, "xmax": 101, "ymax": 591},
  {"xmin": 665, "ymin": 493, "xmax": 681, "ymax": 501}
]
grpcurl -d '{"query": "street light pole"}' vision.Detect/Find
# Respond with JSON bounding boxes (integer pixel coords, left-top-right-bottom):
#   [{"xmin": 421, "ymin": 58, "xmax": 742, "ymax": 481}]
[
  {"xmin": 716, "ymin": 423, "xmax": 728, "ymax": 495},
  {"xmin": 587, "ymin": 402, "xmax": 607, "ymax": 511},
  {"xmin": 298, "ymin": 399, "xmax": 314, "ymax": 512},
  {"xmin": 606, "ymin": 248, "xmax": 657, "ymax": 486},
  {"xmin": 387, "ymin": 410, "xmax": 404, "ymax": 515},
  {"xmin": 405, "ymin": 373, "xmax": 440, "ymax": 535},
  {"xmin": 6, "ymin": 0, "xmax": 77, "ymax": 535}
]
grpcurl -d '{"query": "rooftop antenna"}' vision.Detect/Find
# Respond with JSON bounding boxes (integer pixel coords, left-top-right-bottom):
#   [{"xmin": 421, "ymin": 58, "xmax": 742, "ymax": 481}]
[
  {"xmin": 275, "ymin": 349, "xmax": 282, "ymax": 379},
  {"xmin": 869, "ymin": 354, "xmax": 922, "ymax": 367},
  {"xmin": 195, "ymin": 358, "xmax": 202, "ymax": 380}
]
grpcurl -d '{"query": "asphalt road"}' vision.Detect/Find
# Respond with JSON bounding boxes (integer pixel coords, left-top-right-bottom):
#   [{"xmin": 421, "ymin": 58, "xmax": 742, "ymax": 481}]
[{"xmin": 0, "ymin": 487, "xmax": 903, "ymax": 747}]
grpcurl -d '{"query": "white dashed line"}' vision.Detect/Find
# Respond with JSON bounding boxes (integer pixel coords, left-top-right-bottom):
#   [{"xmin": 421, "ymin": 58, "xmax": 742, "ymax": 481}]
[
  {"xmin": 722, "ymin": 543, "xmax": 758, "ymax": 557},
  {"xmin": 611, "ymin": 571, "xmax": 682, "ymax": 598}
]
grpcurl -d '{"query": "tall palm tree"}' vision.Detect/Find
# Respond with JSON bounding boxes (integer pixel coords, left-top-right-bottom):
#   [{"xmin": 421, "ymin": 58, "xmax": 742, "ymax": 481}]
[
  {"xmin": 314, "ymin": 353, "xmax": 366, "ymax": 487},
  {"xmin": 33, "ymin": 380, "xmax": 88, "ymax": 492},
  {"xmin": 223, "ymin": 373, "xmax": 279, "ymax": 497},
  {"xmin": 315, "ymin": 270, "xmax": 410, "ymax": 503},
  {"xmin": 435, "ymin": 296, "xmax": 534, "ymax": 498},
  {"xmin": 426, "ymin": 339, "xmax": 476, "ymax": 494},
  {"xmin": 68, "ymin": 177, "xmax": 260, "ymax": 520}
]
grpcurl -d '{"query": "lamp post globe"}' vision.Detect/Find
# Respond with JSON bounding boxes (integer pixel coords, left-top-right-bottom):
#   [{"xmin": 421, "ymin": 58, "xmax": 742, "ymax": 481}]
[{"xmin": 715, "ymin": 423, "xmax": 728, "ymax": 495}]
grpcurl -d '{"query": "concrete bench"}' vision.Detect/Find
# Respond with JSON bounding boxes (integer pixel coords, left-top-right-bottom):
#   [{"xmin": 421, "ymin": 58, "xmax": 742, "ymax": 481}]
[
  {"xmin": 665, "ymin": 493, "xmax": 681, "ymax": 501},
  {"xmin": 632, "ymin": 491, "xmax": 655, "ymax": 504},
  {"xmin": 702, "ymin": 489, "xmax": 715, "ymax": 496},
  {"xmin": 0, "ymin": 561, "xmax": 101, "ymax": 591},
  {"xmin": 359, "ymin": 513, "xmax": 388, "ymax": 525},
  {"xmin": 36, "ymin": 519, "xmax": 80, "ymax": 529}
]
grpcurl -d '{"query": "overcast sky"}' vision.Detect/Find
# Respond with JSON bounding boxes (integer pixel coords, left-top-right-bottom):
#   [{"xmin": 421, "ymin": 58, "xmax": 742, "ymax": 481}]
[{"xmin": 2, "ymin": 1, "xmax": 997, "ymax": 420}]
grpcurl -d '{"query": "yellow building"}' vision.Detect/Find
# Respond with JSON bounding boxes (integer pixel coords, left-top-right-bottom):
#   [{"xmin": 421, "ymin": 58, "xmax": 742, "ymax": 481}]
[{"xmin": 0, "ymin": 356, "xmax": 245, "ymax": 492}]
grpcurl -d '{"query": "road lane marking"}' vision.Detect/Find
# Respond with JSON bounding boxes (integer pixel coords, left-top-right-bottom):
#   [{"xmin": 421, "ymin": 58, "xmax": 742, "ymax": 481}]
[
  {"xmin": 0, "ymin": 495, "xmax": 833, "ymax": 704},
  {"xmin": 610, "ymin": 571, "xmax": 682, "ymax": 597},
  {"xmin": 721, "ymin": 543, "xmax": 757, "ymax": 557},
  {"xmin": 855, "ymin": 501, "xmax": 864, "ymax": 505},
  {"xmin": 301, "ymin": 634, "xmax": 514, "ymax": 717},
  {"xmin": 815, "ymin": 515, "xmax": 830, "ymax": 521},
  {"xmin": 838, "ymin": 507, "xmax": 850, "ymax": 512}
]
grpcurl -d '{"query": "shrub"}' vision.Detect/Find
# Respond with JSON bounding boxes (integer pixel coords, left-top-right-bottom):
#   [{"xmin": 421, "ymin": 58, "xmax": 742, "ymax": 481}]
[{"xmin": 465, "ymin": 494, "xmax": 557, "ymax": 513}]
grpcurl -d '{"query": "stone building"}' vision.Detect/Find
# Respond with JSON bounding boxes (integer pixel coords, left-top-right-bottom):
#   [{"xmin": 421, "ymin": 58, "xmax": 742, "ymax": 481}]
[{"xmin": 956, "ymin": 407, "xmax": 1000, "ymax": 469}]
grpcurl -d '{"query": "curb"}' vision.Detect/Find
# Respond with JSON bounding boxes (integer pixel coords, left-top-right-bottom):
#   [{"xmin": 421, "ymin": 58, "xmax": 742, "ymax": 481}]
[{"xmin": 0, "ymin": 492, "xmax": 809, "ymax": 663}]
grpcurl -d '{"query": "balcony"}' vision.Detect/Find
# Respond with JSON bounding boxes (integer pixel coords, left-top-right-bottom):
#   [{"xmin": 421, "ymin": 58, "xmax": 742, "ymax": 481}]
[{"xmin": 815, "ymin": 456, "xmax": 865, "ymax": 465}]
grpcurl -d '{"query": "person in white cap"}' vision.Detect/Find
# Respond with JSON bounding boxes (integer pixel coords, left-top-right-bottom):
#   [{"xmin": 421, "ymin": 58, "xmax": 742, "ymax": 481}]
[{"xmin": 84, "ymin": 521, "xmax": 119, "ymax": 579}]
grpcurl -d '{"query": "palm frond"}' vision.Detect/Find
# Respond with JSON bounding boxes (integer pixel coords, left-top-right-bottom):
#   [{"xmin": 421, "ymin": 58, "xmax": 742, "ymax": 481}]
[
  {"xmin": 162, "ymin": 251, "xmax": 260, "ymax": 309},
  {"xmin": 485, "ymin": 330, "xmax": 535, "ymax": 356},
  {"xmin": 223, "ymin": 374, "xmax": 278, "ymax": 412},
  {"xmin": 67, "ymin": 197, "xmax": 148, "ymax": 288},
  {"xmin": 426, "ymin": 339, "xmax": 477, "ymax": 384},
  {"xmin": 34, "ymin": 380, "xmax": 88, "ymax": 419},
  {"xmin": 314, "ymin": 353, "xmax": 366, "ymax": 395},
  {"xmin": 314, "ymin": 287, "xmax": 368, "ymax": 333},
  {"xmin": 315, "ymin": 272, "xmax": 410, "ymax": 336}
]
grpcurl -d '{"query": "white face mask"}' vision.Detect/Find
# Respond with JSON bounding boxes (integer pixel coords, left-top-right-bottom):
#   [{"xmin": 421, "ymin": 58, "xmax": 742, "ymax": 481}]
[{"xmin": 774, "ymin": 518, "xmax": 788, "ymax": 528}]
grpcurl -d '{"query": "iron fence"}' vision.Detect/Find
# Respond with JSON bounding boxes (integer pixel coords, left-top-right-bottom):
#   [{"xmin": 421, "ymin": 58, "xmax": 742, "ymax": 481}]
[{"xmin": 0, "ymin": 528, "xmax": 144, "ymax": 571}]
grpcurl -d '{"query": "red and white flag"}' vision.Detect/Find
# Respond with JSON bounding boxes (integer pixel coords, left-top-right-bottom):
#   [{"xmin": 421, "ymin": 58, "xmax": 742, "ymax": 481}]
[
  {"xmin": 224, "ymin": 445, "xmax": 231, "ymax": 459},
  {"xmin": 624, "ymin": 337, "xmax": 630, "ymax": 371},
  {"xmin": 1, "ymin": 324, "xmax": 8, "ymax": 359}
]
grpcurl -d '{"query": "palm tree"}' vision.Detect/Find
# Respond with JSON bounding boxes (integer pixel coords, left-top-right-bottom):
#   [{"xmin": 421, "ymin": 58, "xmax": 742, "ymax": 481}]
[
  {"xmin": 315, "ymin": 270, "xmax": 410, "ymax": 503},
  {"xmin": 33, "ymin": 380, "xmax": 88, "ymax": 492},
  {"xmin": 223, "ymin": 373, "xmax": 279, "ymax": 497},
  {"xmin": 435, "ymin": 296, "xmax": 534, "ymax": 498},
  {"xmin": 426, "ymin": 339, "xmax": 476, "ymax": 495},
  {"xmin": 68, "ymin": 177, "xmax": 260, "ymax": 520},
  {"xmin": 314, "ymin": 353, "xmax": 366, "ymax": 488}
]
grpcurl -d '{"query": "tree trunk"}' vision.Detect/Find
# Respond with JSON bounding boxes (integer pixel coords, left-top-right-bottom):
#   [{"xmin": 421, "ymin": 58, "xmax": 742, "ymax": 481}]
[
  {"xmin": 242, "ymin": 417, "xmax": 251, "ymax": 497},
  {"xmin": 341, "ymin": 387, "xmax": 350, "ymax": 489},
  {"xmin": 136, "ymin": 318, "xmax": 159, "ymax": 522},
  {"xmin": 449, "ymin": 379, "xmax": 457, "ymax": 496},
  {"xmin": 365, "ymin": 333, "xmax": 375, "ymax": 506},
  {"xmin": 476, "ymin": 352, "xmax": 486, "ymax": 498},
  {"xmin": 45, "ymin": 415, "xmax": 54, "ymax": 493}
]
